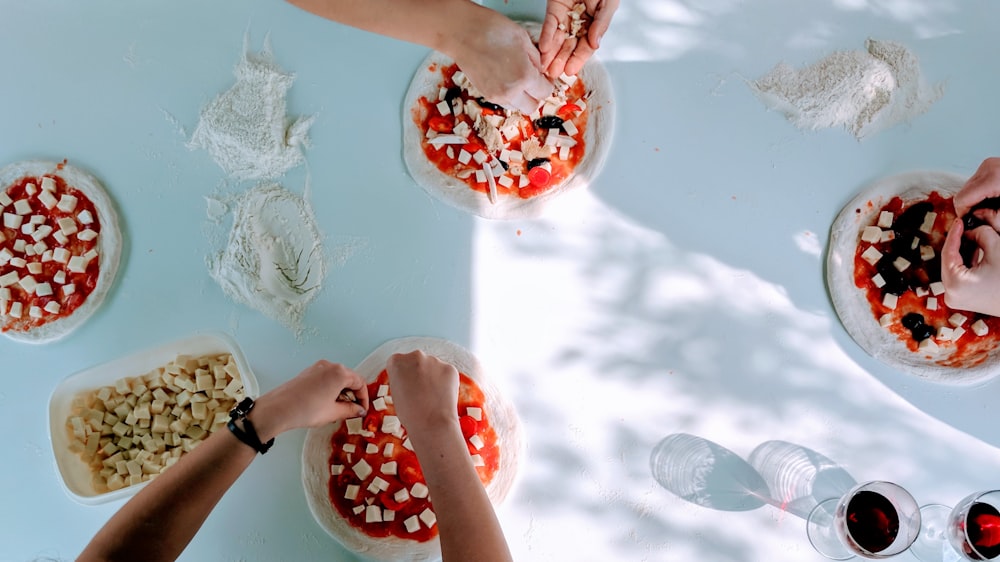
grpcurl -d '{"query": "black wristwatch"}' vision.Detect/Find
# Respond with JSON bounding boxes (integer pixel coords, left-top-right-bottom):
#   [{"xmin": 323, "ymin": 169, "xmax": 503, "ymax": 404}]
[{"xmin": 227, "ymin": 397, "xmax": 274, "ymax": 454}]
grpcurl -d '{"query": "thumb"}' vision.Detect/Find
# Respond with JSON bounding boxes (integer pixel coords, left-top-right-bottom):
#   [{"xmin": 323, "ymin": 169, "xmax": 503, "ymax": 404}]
[{"xmin": 969, "ymin": 225, "xmax": 1000, "ymax": 260}]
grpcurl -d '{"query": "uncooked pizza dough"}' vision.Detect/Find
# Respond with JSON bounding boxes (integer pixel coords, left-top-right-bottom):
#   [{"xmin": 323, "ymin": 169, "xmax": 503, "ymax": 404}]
[
  {"xmin": 0, "ymin": 160, "xmax": 121, "ymax": 344},
  {"xmin": 302, "ymin": 337, "xmax": 522, "ymax": 561},
  {"xmin": 402, "ymin": 22, "xmax": 614, "ymax": 220},
  {"xmin": 827, "ymin": 170, "xmax": 1000, "ymax": 384}
]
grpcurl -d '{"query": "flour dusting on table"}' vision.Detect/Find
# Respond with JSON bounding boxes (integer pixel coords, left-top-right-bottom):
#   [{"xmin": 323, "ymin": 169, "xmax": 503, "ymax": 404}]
[
  {"xmin": 207, "ymin": 183, "xmax": 326, "ymax": 334},
  {"xmin": 189, "ymin": 35, "xmax": 314, "ymax": 180},
  {"xmin": 751, "ymin": 39, "xmax": 942, "ymax": 139}
]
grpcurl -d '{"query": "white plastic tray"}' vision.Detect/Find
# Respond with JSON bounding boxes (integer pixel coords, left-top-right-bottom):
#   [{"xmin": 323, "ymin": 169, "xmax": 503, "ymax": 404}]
[{"xmin": 47, "ymin": 331, "xmax": 258, "ymax": 505}]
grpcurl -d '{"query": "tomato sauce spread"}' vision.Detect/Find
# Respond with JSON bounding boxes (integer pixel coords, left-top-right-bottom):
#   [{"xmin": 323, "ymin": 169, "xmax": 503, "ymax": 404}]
[
  {"xmin": 414, "ymin": 63, "xmax": 588, "ymax": 199},
  {"xmin": 853, "ymin": 191, "xmax": 1000, "ymax": 366},
  {"xmin": 327, "ymin": 369, "xmax": 500, "ymax": 541},
  {"xmin": 1, "ymin": 174, "xmax": 102, "ymax": 332}
]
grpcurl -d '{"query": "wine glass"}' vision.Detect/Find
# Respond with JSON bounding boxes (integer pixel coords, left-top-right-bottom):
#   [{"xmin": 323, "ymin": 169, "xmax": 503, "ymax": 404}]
[
  {"xmin": 806, "ymin": 480, "xmax": 921, "ymax": 560},
  {"xmin": 912, "ymin": 490, "xmax": 1000, "ymax": 561}
]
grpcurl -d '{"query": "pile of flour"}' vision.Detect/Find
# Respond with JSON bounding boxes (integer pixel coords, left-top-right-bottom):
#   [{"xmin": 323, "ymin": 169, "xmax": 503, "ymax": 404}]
[
  {"xmin": 751, "ymin": 39, "xmax": 943, "ymax": 139},
  {"xmin": 206, "ymin": 183, "xmax": 326, "ymax": 335},
  {"xmin": 189, "ymin": 35, "xmax": 314, "ymax": 180}
]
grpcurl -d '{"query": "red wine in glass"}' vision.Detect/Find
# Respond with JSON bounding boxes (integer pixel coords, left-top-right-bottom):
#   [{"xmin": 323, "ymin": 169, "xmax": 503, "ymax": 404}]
[
  {"xmin": 964, "ymin": 502, "xmax": 1000, "ymax": 559},
  {"xmin": 846, "ymin": 491, "xmax": 900, "ymax": 554},
  {"xmin": 913, "ymin": 490, "xmax": 1000, "ymax": 561}
]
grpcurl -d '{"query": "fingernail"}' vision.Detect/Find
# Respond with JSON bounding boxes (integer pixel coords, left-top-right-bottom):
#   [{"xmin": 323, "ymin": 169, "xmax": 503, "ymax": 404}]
[{"xmin": 356, "ymin": 406, "xmax": 366, "ymax": 417}]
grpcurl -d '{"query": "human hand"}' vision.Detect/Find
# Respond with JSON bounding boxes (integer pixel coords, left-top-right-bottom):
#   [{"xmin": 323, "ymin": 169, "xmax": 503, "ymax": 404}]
[
  {"xmin": 253, "ymin": 360, "xmax": 369, "ymax": 438},
  {"xmin": 941, "ymin": 217, "xmax": 1000, "ymax": 316},
  {"xmin": 539, "ymin": 0, "xmax": 618, "ymax": 78},
  {"xmin": 444, "ymin": 5, "xmax": 553, "ymax": 114},
  {"xmin": 385, "ymin": 351, "xmax": 460, "ymax": 440},
  {"xmin": 954, "ymin": 157, "xmax": 1000, "ymax": 217}
]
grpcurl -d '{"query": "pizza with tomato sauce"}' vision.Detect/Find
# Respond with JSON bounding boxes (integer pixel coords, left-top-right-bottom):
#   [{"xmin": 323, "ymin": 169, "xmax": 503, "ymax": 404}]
[
  {"xmin": 828, "ymin": 171, "xmax": 1000, "ymax": 384},
  {"xmin": 402, "ymin": 21, "xmax": 614, "ymax": 220},
  {"xmin": 302, "ymin": 337, "xmax": 521, "ymax": 560},
  {"xmin": 0, "ymin": 161, "xmax": 121, "ymax": 344}
]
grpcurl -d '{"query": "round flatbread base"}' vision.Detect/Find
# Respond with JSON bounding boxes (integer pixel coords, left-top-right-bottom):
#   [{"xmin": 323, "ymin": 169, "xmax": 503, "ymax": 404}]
[
  {"xmin": 402, "ymin": 21, "xmax": 614, "ymax": 220},
  {"xmin": 827, "ymin": 170, "xmax": 1000, "ymax": 385},
  {"xmin": 301, "ymin": 337, "xmax": 522, "ymax": 561},
  {"xmin": 0, "ymin": 160, "xmax": 122, "ymax": 344}
]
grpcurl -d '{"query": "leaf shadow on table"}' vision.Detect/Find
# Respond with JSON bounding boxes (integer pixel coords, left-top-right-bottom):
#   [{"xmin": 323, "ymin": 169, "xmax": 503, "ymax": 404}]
[{"xmin": 478, "ymin": 191, "xmax": 1000, "ymax": 560}]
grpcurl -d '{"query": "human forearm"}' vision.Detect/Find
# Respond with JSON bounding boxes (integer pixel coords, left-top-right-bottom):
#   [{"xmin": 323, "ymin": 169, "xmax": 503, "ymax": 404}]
[{"xmin": 410, "ymin": 423, "xmax": 514, "ymax": 562}]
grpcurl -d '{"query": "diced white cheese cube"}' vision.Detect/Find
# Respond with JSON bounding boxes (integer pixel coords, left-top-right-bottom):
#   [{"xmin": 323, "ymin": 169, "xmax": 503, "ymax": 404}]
[
  {"xmin": 472, "ymin": 151, "xmax": 488, "ymax": 165},
  {"xmin": 383, "ymin": 443, "xmax": 394, "ymax": 457},
  {"xmin": 372, "ymin": 397, "xmax": 387, "ymax": 412},
  {"xmin": 345, "ymin": 417, "xmax": 363, "ymax": 435},
  {"xmin": 893, "ymin": 257, "xmax": 911, "ymax": 272},
  {"xmin": 9, "ymin": 301, "xmax": 22, "ymax": 318},
  {"xmin": 919, "ymin": 338, "xmax": 940, "ymax": 353},
  {"xmin": 509, "ymin": 150, "xmax": 524, "ymax": 162},
  {"xmin": 466, "ymin": 407, "xmax": 482, "ymax": 421},
  {"xmin": 880, "ymin": 229, "xmax": 896, "ymax": 243},
  {"xmin": 78, "ymin": 209, "xmax": 94, "ymax": 225},
  {"xmin": 563, "ymin": 120, "xmax": 579, "ymax": 136},
  {"xmin": 474, "ymin": 170, "xmax": 486, "ymax": 184},
  {"xmin": 371, "ymin": 476, "xmax": 389, "ymax": 492},
  {"xmin": 437, "ymin": 86, "xmax": 448, "ymax": 101},
  {"xmin": 53, "ymin": 270, "xmax": 66, "ymax": 284},
  {"xmin": 44, "ymin": 301, "xmax": 60, "ymax": 315},
  {"xmin": 0, "ymin": 192, "xmax": 10, "ymax": 206},
  {"xmin": 879, "ymin": 313, "xmax": 893, "ymax": 327},
  {"xmin": 402, "ymin": 438, "xmax": 413, "ymax": 451},
  {"xmin": 3, "ymin": 212, "xmax": 23, "ymax": 229},
  {"xmin": 20, "ymin": 222, "xmax": 35, "ymax": 236},
  {"xmin": 0, "ymin": 288, "xmax": 8, "ymax": 300},
  {"xmin": 58, "ymin": 216, "xmax": 78, "ymax": 236},
  {"xmin": 915, "ymin": 287, "xmax": 929, "ymax": 298},
  {"xmin": 38, "ymin": 190, "xmax": 58, "ymax": 210},
  {"xmin": 919, "ymin": 211, "xmax": 937, "ymax": 234},
  {"xmin": 860, "ymin": 246, "xmax": 883, "ymax": 265},
  {"xmin": 29, "ymin": 305, "xmax": 43, "ymax": 319},
  {"xmin": 353, "ymin": 459, "xmax": 373, "ymax": 481},
  {"xmin": 394, "ymin": 487, "xmax": 410, "ymax": 504},
  {"xmin": 13, "ymin": 199, "xmax": 31, "ymax": 215},
  {"xmin": 365, "ymin": 505, "xmax": 382, "ymax": 523},
  {"xmin": 25, "ymin": 183, "xmax": 37, "ymax": 196},
  {"xmin": 57, "ymin": 194, "xmax": 78, "ymax": 213},
  {"xmin": 919, "ymin": 245, "xmax": 935, "ymax": 261},
  {"xmin": 518, "ymin": 174, "xmax": 530, "ymax": 188},
  {"xmin": 951, "ymin": 326, "xmax": 967, "ymax": 341},
  {"xmin": 344, "ymin": 484, "xmax": 360, "ymax": 501},
  {"xmin": 936, "ymin": 326, "xmax": 954, "ymax": 341},
  {"xmin": 419, "ymin": 508, "xmax": 437, "ymax": 528},
  {"xmin": 410, "ymin": 482, "xmax": 429, "ymax": 499},
  {"xmin": 929, "ymin": 282, "xmax": 945, "ymax": 296},
  {"xmin": 436, "ymin": 100, "xmax": 451, "ymax": 116},
  {"xmin": 948, "ymin": 313, "xmax": 968, "ymax": 327},
  {"xmin": 871, "ymin": 273, "xmax": 886, "ymax": 288},
  {"xmin": 366, "ymin": 443, "xmax": 378, "ymax": 455},
  {"xmin": 8, "ymin": 257, "xmax": 25, "ymax": 269},
  {"xmin": 445, "ymin": 146, "xmax": 455, "ymax": 159},
  {"xmin": 34, "ymin": 282, "xmax": 52, "ymax": 297},
  {"xmin": 27, "ymin": 262, "xmax": 42, "ymax": 275},
  {"xmin": 68, "ymin": 256, "xmax": 87, "ymax": 273},
  {"xmin": 381, "ymin": 461, "xmax": 397, "ymax": 475},
  {"xmin": 52, "ymin": 247, "xmax": 70, "ymax": 264},
  {"xmin": 877, "ymin": 211, "xmax": 894, "ymax": 228},
  {"xmin": 971, "ymin": 319, "xmax": 989, "ymax": 337},
  {"xmin": 911, "ymin": 236, "xmax": 920, "ymax": 251},
  {"xmin": 40, "ymin": 177, "xmax": 56, "ymax": 192},
  {"xmin": 469, "ymin": 434, "xmax": 485, "ymax": 450},
  {"xmin": 12, "ymin": 239, "xmax": 26, "ymax": 253},
  {"xmin": 77, "ymin": 229, "xmax": 98, "ymax": 242},
  {"xmin": 53, "ymin": 230, "xmax": 69, "ymax": 245},
  {"xmin": 457, "ymin": 149, "xmax": 472, "ymax": 165},
  {"xmin": 404, "ymin": 515, "xmax": 421, "ymax": 533},
  {"xmin": 381, "ymin": 415, "xmax": 401, "ymax": 435},
  {"xmin": 376, "ymin": 384, "xmax": 389, "ymax": 398},
  {"xmin": 882, "ymin": 293, "xmax": 898, "ymax": 310},
  {"xmin": 18, "ymin": 275, "xmax": 37, "ymax": 294},
  {"xmin": 0, "ymin": 248, "xmax": 10, "ymax": 265},
  {"xmin": 0, "ymin": 272, "xmax": 19, "ymax": 287},
  {"xmin": 471, "ymin": 454, "xmax": 485, "ymax": 467},
  {"xmin": 62, "ymin": 283, "xmax": 75, "ymax": 296},
  {"xmin": 559, "ymin": 145, "xmax": 571, "ymax": 161},
  {"xmin": 383, "ymin": 509, "xmax": 395, "ymax": 522},
  {"xmin": 33, "ymin": 241, "xmax": 47, "ymax": 254},
  {"xmin": 352, "ymin": 504, "xmax": 365, "ymax": 515},
  {"xmin": 330, "ymin": 464, "xmax": 344, "ymax": 476},
  {"xmin": 342, "ymin": 443, "xmax": 357, "ymax": 453},
  {"xmin": 498, "ymin": 175, "xmax": 514, "ymax": 188},
  {"xmin": 23, "ymin": 244, "xmax": 36, "ymax": 257}
]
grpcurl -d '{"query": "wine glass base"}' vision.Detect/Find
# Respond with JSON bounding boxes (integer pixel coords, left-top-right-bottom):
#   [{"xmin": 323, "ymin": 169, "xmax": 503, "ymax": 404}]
[
  {"xmin": 911, "ymin": 504, "xmax": 957, "ymax": 562},
  {"xmin": 807, "ymin": 498, "xmax": 855, "ymax": 560}
]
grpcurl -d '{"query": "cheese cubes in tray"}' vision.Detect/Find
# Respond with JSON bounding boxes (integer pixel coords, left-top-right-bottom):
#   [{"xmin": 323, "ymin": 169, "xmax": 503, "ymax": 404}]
[{"xmin": 48, "ymin": 332, "xmax": 258, "ymax": 504}]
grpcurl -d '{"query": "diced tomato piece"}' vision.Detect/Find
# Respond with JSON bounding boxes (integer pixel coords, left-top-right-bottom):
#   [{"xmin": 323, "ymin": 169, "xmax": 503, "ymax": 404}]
[
  {"xmin": 459, "ymin": 416, "xmax": 478, "ymax": 438},
  {"xmin": 381, "ymin": 486, "xmax": 407, "ymax": 511},
  {"xmin": 557, "ymin": 103, "xmax": 581, "ymax": 119},
  {"xmin": 527, "ymin": 166, "xmax": 551, "ymax": 188},
  {"xmin": 428, "ymin": 116, "xmax": 453, "ymax": 133},
  {"xmin": 398, "ymin": 456, "xmax": 424, "ymax": 485},
  {"xmin": 462, "ymin": 142, "xmax": 484, "ymax": 155}
]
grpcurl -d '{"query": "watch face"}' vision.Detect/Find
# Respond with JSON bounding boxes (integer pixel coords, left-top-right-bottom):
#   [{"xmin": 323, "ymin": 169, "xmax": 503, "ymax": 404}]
[{"xmin": 233, "ymin": 397, "xmax": 255, "ymax": 418}]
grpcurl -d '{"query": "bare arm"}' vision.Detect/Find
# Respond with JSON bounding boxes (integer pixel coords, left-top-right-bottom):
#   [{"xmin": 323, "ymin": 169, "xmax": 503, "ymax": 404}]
[
  {"xmin": 387, "ymin": 351, "xmax": 513, "ymax": 562},
  {"xmin": 79, "ymin": 361, "xmax": 369, "ymax": 562},
  {"xmin": 284, "ymin": 0, "xmax": 552, "ymax": 113}
]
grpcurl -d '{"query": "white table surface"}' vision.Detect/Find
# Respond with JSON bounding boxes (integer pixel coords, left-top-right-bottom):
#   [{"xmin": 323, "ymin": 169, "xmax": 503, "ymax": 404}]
[{"xmin": 3, "ymin": 1, "xmax": 1000, "ymax": 560}]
